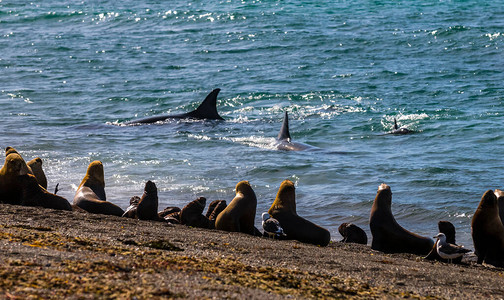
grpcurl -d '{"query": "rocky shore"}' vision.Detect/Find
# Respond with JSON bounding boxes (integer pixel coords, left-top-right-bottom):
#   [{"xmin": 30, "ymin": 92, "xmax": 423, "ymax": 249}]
[{"xmin": 1, "ymin": 204, "xmax": 503, "ymax": 299}]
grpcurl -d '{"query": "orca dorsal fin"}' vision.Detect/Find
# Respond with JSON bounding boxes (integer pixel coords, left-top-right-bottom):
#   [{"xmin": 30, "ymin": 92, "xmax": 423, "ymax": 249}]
[
  {"xmin": 185, "ymin": 88, "xmax": 224, "ymax": 120},
  {"xmin": 277, "ymin": 111, "xmax": 291, "ymax": 141},
  {"xmin": 394, "ymin": 118, "xmax": 399, "ymax": 130}
]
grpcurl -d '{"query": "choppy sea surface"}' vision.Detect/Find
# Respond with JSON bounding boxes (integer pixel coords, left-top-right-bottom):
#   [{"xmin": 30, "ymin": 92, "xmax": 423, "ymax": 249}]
[{"xmin": 2, "ymin": 0, "xmax": 504, "ymax": 247}]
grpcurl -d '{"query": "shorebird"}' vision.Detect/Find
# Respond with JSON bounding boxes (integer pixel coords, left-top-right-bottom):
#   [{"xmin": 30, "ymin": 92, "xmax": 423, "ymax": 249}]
[
  {"xmin": 433, "ymin": 233, "xmax": 471, "ymax": 263},
  {"xmin": 262, "ymin": 212, "xmax": 286, "ymax": 239}
]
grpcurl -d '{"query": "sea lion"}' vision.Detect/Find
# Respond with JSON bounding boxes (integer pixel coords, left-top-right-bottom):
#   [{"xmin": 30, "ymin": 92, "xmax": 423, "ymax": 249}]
[
  {"xmin": 158, "ymin": 206, "xmax": 181, "ymax": 224},
  {"xmin": 215, "ymin": 181, "xmax": 257, "ymax": 235},
  {"xmin": 0, "ymin": 153, "xmax": 31, "ymax": 204},
  {"xmin": 369, "ymin": 184, "xmax": 433, "ymax": 255},
  {"xmin": 18, "ymin": 174, "xmax": 72, "ymax": 211},
  {"xmin": 471, "ymin": 190, "xmax": 504, "ymax": 267},
  {"xmin": 73, "ymin": 161, "xmax": 124, "ymax": 216},
  {"xmin": 338, "ymin": 223, "xmax": 368, "ymax": 245},
  {"xmin": 180, "ymin": 197, "xmax": 211, "ymax": 228},
  {"xmin": 205, "ymin": 200, "xmax": 227, "ymax": 229},
  {"xmin": 494, "ymin": 189, "xmax": 504, "ymax": 226},
  {"xmin": 425, "ymin": 221, "xmax": 463, "ymax": 263},
  {"xmin": 268, "ymin": 180, "xmax": 330, "ymax": 246},
  {"xmin": 122, "ymin": 196, "xmax": 140, "ymax": 218},
  {"xmin": 136, "ymin": 181, "xmax": 159, "ymax": 220},
  {"xmin": 5, "ymin": 146, "xmax": 20, "ymax": 156},
  {"xmin": 27, "ymin": 157, "xmax": 48, "ymax": 189}
]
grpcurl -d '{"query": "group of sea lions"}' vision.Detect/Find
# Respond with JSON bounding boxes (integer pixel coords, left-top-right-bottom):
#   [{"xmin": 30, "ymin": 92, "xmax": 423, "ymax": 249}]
[{"xmin": 1, "ymin": 147, "xmax": 504, "ymax": 267}]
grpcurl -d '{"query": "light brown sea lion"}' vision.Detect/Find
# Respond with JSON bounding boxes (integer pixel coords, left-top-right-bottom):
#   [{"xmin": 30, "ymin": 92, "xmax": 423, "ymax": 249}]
[
  {"xmin": 338, "ymin": 223, "xmax": 367, "ymax": 245},
  {"xmin": 0, "ymin": 153, "xmax": 31, "ymax": 204},
  {"xmin": 180, "ymin": 197, "xmax": 211, "ymax": 228},
  {"xmin": 494, "ymin": 189, "xmax": 504, "ymax": 226},
  {"xmin": 18, "ymin": 174, "xmax": 72, "ymax": 211},
  {"xmin": 425, "ymin": 221, "xmax": 463, "ymax": 263},
  {"xmin": 268, "ymin": 180, "xmax": 330, "ymax": 246},
  {"xmin": 369, "ymin": 184, "xmax": 433, "ymax": 255},
  {"xmin": 26, "ymin": 157, "xmax": 48, "ymax": 190},
  {"xmin": 73, "ymin": 161, "xmax": 124, "ymax": 216},
  {"xmin": 215, "ymin": 181, "xmax": 257, "ymax": 235},
  {"xmin": 5, "ymin": 146, "xmax": 19, "ymax": 156},
  {"xmin": 471, "ymin": 190, "xmax": 504, "ymax": 267}
]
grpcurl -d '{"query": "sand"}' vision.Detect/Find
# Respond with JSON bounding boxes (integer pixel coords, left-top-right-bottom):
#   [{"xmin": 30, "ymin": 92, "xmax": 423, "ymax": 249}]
[{"xmin": 1, "ymin": 204, "xmax": 503, "ymax": 299}]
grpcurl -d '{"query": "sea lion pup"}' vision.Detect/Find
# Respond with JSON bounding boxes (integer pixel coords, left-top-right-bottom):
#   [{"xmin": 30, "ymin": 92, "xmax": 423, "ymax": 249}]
[
  {"xmin": 26, "ymin": 157, "xmax": 48, "ymax": 190},
  {"xmin": 205, "ymin": 200, "xmax": 227, "ymax": 229},
  {"xmin": 122, "ymin": 196, "xmax": 140, "ymax": 218},
  {"xmin": 180, "ymin": 197, "xmax": 211, "ymax": 228},
  {"xmin": 425, "ymin": 221, "xmax": 463, "ymax": 263},
  {"xmin": 0, "ymin": 153, "xmax": 31, "ymax": 204},
  {"xmin": 215, "ymin": 181, "xmax": 257, "ymax": 235},
  {"xmin": 158, "ymin": 207, "xmax": 181, "ymax": 224},
  {"xmin": 369, "ymin": 184, "xmax": 433, "ymax": 255},
  {"xmin": 471, "ymin": 190, "xmax": 504, "ymax": 267},
  {"xmin": 268, "ymin": 180, "xmax": 330, "ymax": 246},
  {"xmin": 338, "ymin": 223, "xmax": 367, "ymax": 245},
  {"xmin": 73, "ymin": 161, "xmax": 124, "ymax": 216},
  {"xmin": 18, "ymin": 174, "xmax": 72, "ymax": 211}
]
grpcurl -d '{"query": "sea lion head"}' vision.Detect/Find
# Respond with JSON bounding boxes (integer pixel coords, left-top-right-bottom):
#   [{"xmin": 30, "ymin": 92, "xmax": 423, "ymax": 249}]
[
  {"xmin": 494, "ymin": 189, "xmax": 504, "ymax": 199},
  {"xmin": 269, "ymin": 180, "xmax": 297, "ymax": 214},
  {"xmin": 144, "ymin": 180, "xmax": 157, "ymax": 195},
  {"xmin": 80, "ymin": 161, "xmax": 105, "ymax": 188},
  {"xmin": 374, "ymin": 183, "xmax": 392, "ymax": 208},
  {"xmin": 5, "ymin": 147, "xmax": 19, "ymax": 156},
  {"xmin": 478, "ymin": 190, "xmax": 498, "ymax": 210},
  {"xmin": 3, "ymin": 153, "xmax": 30, "ymax": 176},
  {"xmin": 235, "ymin": 181, "xmax": 254, "ymax": 195}
]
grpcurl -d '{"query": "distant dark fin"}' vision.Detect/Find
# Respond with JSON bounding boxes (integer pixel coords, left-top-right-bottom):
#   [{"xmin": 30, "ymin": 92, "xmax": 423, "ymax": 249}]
[
  {"xmin": 277, "ymin": 111, "xmax": 291, "ymax": 141},
  {"xmin": 184, "ymin": 88, "xmax": 224, "ymax": 120},
  {"xmin": 394, "ymin": 118, "xmax": 398, "ymax": 130}
]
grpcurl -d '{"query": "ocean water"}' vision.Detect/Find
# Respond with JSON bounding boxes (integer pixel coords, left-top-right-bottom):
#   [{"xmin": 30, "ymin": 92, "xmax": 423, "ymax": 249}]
[{"xmin": 1, "ymin": 0, "xmax": 504, "ymax": 248}]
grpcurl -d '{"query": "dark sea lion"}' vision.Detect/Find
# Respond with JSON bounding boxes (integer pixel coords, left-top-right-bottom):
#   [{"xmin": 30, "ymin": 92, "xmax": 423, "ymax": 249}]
[
  {"xmin": 494, "ymin": 189, "xmax": 504, "ymax": 226},
  {"xmin": 125, "ymin": 88, "xmax": 224, "ymax": 124},
  {"xmin": 268, "ymin": 180, "xmax": 330, "ymax": 246},
  {"xmin": 158, "ymin": 206, "xmax": 181, "ymax": 218},
  {"xmin": 136, "ymin": 181, "xmax": 159, "ymax": 220},
  {"xmin": 73, "ymin": 161, "xmax": 124, "ymax": 216},
  {"xmin": 0, "ymin": 153, "xmax": 31, "ymax": 204},
  {"xmin": 338, "ymin": 223, "xmax": 367, "ymax": 245},
  {"xmin": 180, "ymin": 197, "xmax": 211, "ymax": 228},
  {"xmin": 122, "ymin": 196, "xmax": 140, "ymax": 218},
  {"xmin": 205, "ymin": 200, "xmax": 227, "ymax": 229},
  {"xmin": 369, "ymin": 184, "xmax": 433, "ymax": 255},
  {"xmin": 471, "ymin": 190, "xmax": 504, "ymax": 267},
  {"xmin": 425, "ymin": 221, "xmax": 462, "ymax": 263},
  {"xmin": 18, "ymin": 174, "xmax": 72, "ymax": 211},
  {"xmin": 27, "ymin": 157, "xmax": 48, "ymax": 189},
  {"xmin": 158, "ymin": 206, "xmax": 181, "ymax": 224},
  {"xmin": 215, "ymin": 181, "xmax": 257, "ymax": 235}
]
